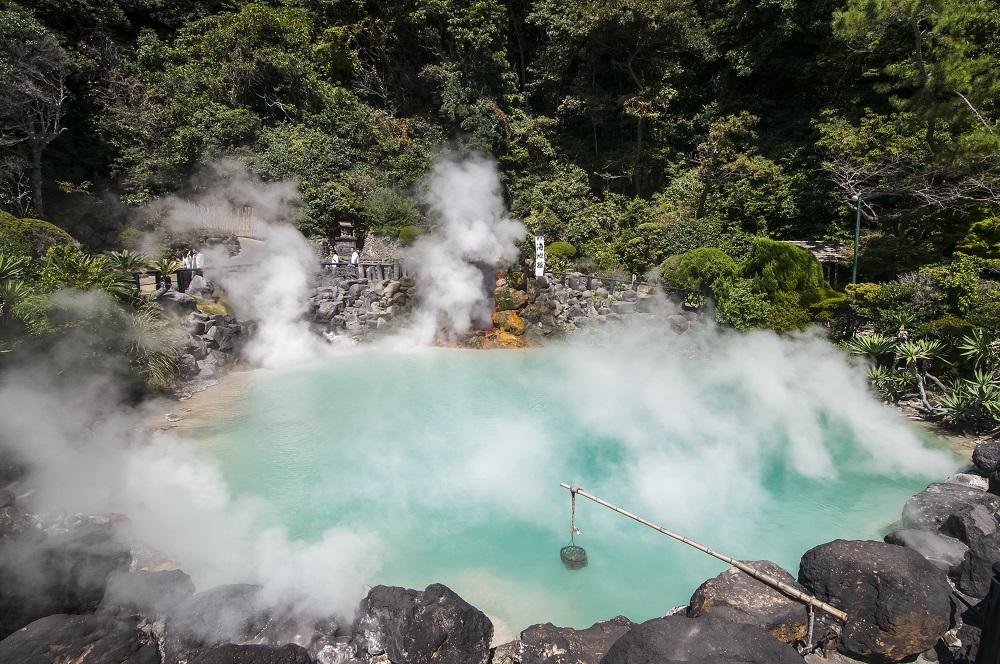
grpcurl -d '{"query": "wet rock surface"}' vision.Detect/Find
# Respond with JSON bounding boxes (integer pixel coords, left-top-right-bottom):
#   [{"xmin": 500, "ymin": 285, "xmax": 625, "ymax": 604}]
[
  {"xmin": 687, "ymin": 560, "xmax": 809, "ymax": 644},
  {"xmin": 516, "ymin": 616, "xmax": 633, "ymax": 664},
  {"xmin": 0, "ymin": 613, "xmax": 159, "ymax": 664},
  {"xmin": 352, "ymin": 583, "xmax": 492, "ymax": 664},
  {"xmin": 600, "ymin": 614, "xmax": 804, "ymax": 664},
  {"xmin": 187, "ymin": 643, "xmax": 317, "ymax": 664},
  {"xmin": 891, "ymin": 481, "xmax": 1000, "ymax": 598},
  {"xmin": 798, "ymin": 539, "xmax": 953, "ymax": 661},
  {"xmin": 0, "ymin": 522, "xmax": 130, "ymax": 638}
]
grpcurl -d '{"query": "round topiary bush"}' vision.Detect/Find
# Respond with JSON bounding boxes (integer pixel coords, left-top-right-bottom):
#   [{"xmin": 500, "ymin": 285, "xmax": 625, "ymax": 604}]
[
  {"xmin": 545, "ymin": 241, "xmax": 577, "ymax": 259},
  {"xmin": 0, "ymin": 211, "xmax": 75, "ymax": 258},
  {"xmin": 659, "ymin": 247, "xmax": 738, "ymax": 292}
]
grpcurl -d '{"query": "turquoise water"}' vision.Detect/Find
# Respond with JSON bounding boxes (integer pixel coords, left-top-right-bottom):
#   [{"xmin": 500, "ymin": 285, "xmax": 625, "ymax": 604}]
[{"xmin": 197, "ymin": 345, "xmax": 957, "ymax": 630}]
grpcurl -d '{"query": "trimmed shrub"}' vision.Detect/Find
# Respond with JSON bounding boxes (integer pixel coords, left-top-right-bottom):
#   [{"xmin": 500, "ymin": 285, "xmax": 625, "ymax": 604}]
[
  {"xmin": 660, "ymin": 247, "xmax": 738, "ymax": 293},
  {"xmin": 0, "ymin": 211, "xmax": 75, "ymax": 258},
  {"xmin": 545, "ymin": 241, "xmax": 577, "ymax": 259},
  {"xmin": 742, "ymin": 237, "xmax": 823, "ymax": 298}
]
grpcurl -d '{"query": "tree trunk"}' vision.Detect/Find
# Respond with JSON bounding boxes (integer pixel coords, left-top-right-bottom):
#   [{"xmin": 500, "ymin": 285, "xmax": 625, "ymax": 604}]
[
  {"xmin": 29, "ymin": 142, "xmax": 44, "ymax": 217},
  {"xmin": 634, "ymin": 116, "xmax": 643, "ymax": 195}
]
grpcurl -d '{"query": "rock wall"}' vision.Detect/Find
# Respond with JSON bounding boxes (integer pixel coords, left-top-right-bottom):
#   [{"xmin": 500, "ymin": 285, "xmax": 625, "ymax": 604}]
[{"xmin": 308, "ymin": 269, "xmax": 415, "ymax": 340}]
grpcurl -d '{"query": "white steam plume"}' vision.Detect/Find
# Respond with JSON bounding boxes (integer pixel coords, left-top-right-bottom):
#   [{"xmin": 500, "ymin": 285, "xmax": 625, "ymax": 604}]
[
  {"xmin": 0, "ymin": 342, "xmax": 378, "ymax": 621},
  {"xmin": 147, "ymin": 160, "xmax": 323, "ymax": 368},
  {"xmin": 402, "ymin": 154, "xmax": 526, "ymax": 343}
]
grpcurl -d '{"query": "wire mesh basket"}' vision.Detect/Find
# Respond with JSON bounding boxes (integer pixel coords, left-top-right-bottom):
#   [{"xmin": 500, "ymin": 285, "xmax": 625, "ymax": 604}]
[{"xmin": 560, "ymin": 544, "xmax": 588, "ymax": 570}]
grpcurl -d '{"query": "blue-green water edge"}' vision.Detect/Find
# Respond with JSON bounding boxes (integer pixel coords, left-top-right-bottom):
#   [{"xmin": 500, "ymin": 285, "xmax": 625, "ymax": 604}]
[{"xmin": 196, "ymin": 349, "xmax": 959, "ymax": 630}]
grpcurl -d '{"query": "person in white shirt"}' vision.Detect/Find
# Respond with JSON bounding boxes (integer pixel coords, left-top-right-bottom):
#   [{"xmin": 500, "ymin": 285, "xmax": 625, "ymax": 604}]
[
  {"xmin": 194, "ymin": 250, "xmax": 204, "ymax": 269},
  {"xmin": 331, "ymin": 251, "xmax": 340, "ymax": 265},
  {"xmin": 351, "ymin": 249, "xmax": 360, "ymax": 276}
]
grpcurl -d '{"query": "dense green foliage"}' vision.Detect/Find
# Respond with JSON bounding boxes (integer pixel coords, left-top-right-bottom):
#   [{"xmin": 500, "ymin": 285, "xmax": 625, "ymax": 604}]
[
  {"xmin": 1, "ymin": 0, "xmax": 996, "ymax": 266},
  {"xmin": 2, "ymin": 0, "xmax": 1000, "ymax": 414}
]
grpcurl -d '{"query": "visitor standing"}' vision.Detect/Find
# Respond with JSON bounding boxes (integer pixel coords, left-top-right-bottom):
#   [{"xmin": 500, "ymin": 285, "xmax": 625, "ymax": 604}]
[
  {"xmin": 194, "ymin": 249, "xmax": 204, "ymax": 269},
  {"xmin": 331, "ymin": 250, "xmax": 340, "ymax": 265},
  {"xmin": 351, "ymin": 248, "xmax": 360, "ymax": 276}
]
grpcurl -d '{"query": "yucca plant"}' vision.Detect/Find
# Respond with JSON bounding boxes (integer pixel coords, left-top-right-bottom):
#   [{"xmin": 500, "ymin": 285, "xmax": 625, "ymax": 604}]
[
  {"xmin": 0, "ymin": 280, "xmax": 31, "ymax": 319},
  {"xmin": 843, "ymin": 333, "xmax": 896, "ymax": 366},
  {"xmin": 957, "ymin": 328, "xmax": 1000, "ymax": 370},
  {"xmin": 106, "ymin": 250, "xmax": 150, "ymax": 274},
  {"xmin": 0, "ymin": 252, "xmax": 30, "ymax": 282},
  {"xmin": 866, "ymin": 365, "xmax": 910, "ymax": 400},
  {"xmin": 939, "ymin": 369, "xmax": 1000, "ymax": 429},
  {"xmin": 895, "ymin": 338, "xmax": 949, "ymax": 411},
  {"xmin": 148, "ymin": 257, "xmax": 181, "ymax": 277}
]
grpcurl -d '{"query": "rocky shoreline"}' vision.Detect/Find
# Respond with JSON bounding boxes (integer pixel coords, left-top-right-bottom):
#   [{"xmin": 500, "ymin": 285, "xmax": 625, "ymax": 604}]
[
  {"xmin": 1, "ymin": 270, "xmax": 995, "ymax": 663},
  {"xmin": 0, "ymin": 421, "xmax": 997, "ymax": 663}
]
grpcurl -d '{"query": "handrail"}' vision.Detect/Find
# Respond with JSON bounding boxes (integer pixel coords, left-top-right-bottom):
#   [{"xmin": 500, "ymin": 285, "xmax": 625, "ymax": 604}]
[{"xmin": 559, "ymin": 482, "xmax": 848, "ymax": 622}]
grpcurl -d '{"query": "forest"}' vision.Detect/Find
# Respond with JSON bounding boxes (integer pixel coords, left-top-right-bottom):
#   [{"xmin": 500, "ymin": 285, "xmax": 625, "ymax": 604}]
[{"xmin": 2, "ymin": 0, "xmax": 1000, "ymax": 423}]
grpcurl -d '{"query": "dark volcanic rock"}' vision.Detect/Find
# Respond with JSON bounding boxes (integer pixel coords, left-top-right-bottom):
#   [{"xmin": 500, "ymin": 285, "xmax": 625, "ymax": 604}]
[
  {"xmin": 0, "ymin": 503, "xmax": 35, "ymax": 542},
  {"xmin": 884, "ymin": 528, "xmax": 968, "ymax": 575},
  {"xmin": 164, "ymin": 584, "xmax": 339, "ymax": 664},
  {"xmin": 901, "ymin": 482, "xmax": 1000, "ymax": 532},
  {"xmin": 0, "ymin": 522, "xmax": 130, "ymax": 638},
  {"xmin": 188, "ymin": 643, "xmax": 316, "ymax": 664},
  {"xmin": 687, "ymin": 560, "xmax": 809, "ymax": 644},
  {"xmin": 943, "ymin": 505, "xmax": 1000, "ymax": 597},
  {"xmin": 0, "ymin": 613, "xmax": 158, "ymax": 664},
  {"xmin": 99, "ymin": 569, "xmax": 196, "ymax": 618},
  {"xmin": 518, "ymin": 616, "xmax": 633, "ymax": 664},
  {"xmin": 0, "ymin": 489, "xmax": 14, "ymax": 508},
  {"xmin": 353, "ymin": 583, "xmax": 492, "ymax": 664},
  {"xmin": 600, "ymin": 614, "xmax": 802, "ymax": 664},
  {"xmin": 798, "ymin": 539, "xmax": 953, "ymax": 662},
  {"xmin": 973, "ymin": 438, "xmax": 1000, "ymax": 476}
]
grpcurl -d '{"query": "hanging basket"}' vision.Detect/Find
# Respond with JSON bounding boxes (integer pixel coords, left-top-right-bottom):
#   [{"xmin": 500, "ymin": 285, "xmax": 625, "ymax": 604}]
[{"xmin": 560, "ymin": 544, "xmax": 588, "ymax": 570}]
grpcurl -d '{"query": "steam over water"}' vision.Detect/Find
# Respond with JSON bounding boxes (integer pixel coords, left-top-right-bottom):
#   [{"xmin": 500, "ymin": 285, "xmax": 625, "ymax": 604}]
[{"xmin": 199, "ymin": 334, "xmax": 958, "ymax": 630}]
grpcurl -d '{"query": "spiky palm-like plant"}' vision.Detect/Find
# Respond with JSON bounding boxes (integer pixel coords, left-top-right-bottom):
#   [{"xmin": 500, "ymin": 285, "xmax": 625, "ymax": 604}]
[
  {"xmin": 843, "ymin": 333, "xmax": 896, "ymax": 366},
  {"xmin": 125, "ymin": 309, "xmax": 179, "ymax": 388},
  {"xmin": 0, "ymin": 252, "xmax": 30, "ymax": 282},
  {"xmin": 106, "ymin": 250, "xmax": 150, "ymax": 274},
  {"xmin": 958, "ymin": 328, "xmax": 1000, "ymax": 370},
  {"xmin": 896, "ymin": 338, "xmax": 948, "ymax": 411}
]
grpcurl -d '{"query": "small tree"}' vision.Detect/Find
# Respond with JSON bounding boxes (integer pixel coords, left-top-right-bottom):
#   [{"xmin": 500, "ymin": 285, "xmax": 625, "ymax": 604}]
[{"xmin": 0, "ymin": 12, "xmax": 70, "ymax": 216}]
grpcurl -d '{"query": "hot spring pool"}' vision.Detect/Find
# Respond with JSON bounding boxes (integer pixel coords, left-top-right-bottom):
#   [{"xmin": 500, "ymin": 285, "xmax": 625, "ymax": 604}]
[{"xmin": 196, "ymin": 340, "xmax": 958, "ymax": 630}]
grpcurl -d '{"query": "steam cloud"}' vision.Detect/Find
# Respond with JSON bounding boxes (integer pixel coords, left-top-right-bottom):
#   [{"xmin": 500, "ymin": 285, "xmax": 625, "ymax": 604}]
[
  {"xmin": 147, "ymin": 160, "xmax": 324, "ymax": 368},
  {"xmin": 402, "ymin": 154, "xmax": 526, "ymax": 343}
]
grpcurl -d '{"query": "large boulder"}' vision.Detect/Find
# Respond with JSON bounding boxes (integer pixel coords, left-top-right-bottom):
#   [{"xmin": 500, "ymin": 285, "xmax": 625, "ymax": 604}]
[
  {"xmin": 973, "ymin": 438, "xmax": 1000, "ymax": 478},
  {"xmin": 353, "ymin": 583, "xmax": 492, "ymax": 664},
  {"xmin": 901, "ymin": 482, "xmax": 1000, "ymax": 532},
  {"xmin": 164, "ymin": 584, "xmax": 339, "ymax": 664},
  {"xmin": 798, "ymin": 539, "xmax": 953, "ymax": 662},
  {"xmin": 600, "ymin": 614, "xmax": 803, "ymax": 664},
  {"xmin": 0, "ymin": 613, "xmax": 158, "ymax": 664},
  {"xmin": 187, "ymin": 643, "xmax": 316, "ymax": 664},
  {"xmin": 883, "ymin": 529, "xmax": 968, "ymax": 576},
  {"xmin": 943, "ymin": 505, "xmax": 1000, "ymax": 597},
  {"xmin": 156, "ymin": 289, "xmax": 197, "ymax": 312},
  {"xmin": 687, "ymin": 560, "xmax": 809, "ymax": 644},
  {"xmin": 895, "ymin": 482, "xmax": 1000, "ymax": 598},
  {"xmin": 518, "ymin": 616, "xmax": 633, "ymax": 664},
  {"xmin": 0, "ymin": 522, "xmax": 130, "ymax": 638},
  {"xmin": 99, "ymin": 569, "xmax": 196, "ymax": 619}
]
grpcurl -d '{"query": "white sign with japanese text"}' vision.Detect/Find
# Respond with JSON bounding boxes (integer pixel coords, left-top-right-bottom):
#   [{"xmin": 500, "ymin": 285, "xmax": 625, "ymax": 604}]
[{"xmin": 534, "ymin": 233, "xmax": 545, "ymax": 277}]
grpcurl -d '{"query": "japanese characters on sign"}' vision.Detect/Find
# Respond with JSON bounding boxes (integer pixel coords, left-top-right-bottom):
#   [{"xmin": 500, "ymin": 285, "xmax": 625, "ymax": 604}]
[{"xmin": 534, "ymin": 233, "xmax": 545, "ymax": 277}]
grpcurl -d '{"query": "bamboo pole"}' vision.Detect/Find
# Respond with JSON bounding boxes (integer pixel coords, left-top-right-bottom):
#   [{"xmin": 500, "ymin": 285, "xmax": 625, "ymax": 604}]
[{"xmin": 559, "ymin": 482, "xmax": 848, "ymax": 622}]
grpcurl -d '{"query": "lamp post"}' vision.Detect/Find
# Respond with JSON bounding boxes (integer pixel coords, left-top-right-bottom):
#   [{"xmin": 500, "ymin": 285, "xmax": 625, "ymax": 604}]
[{"xmin": 852, "ymin": 194, "xmax": 862, "ymax": 284}]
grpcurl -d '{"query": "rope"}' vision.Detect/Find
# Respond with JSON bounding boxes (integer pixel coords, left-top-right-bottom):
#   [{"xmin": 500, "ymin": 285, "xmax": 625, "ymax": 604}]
[{"xmin": 570, "ymin": 485, "xmax": 579, "ymax": 544}]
